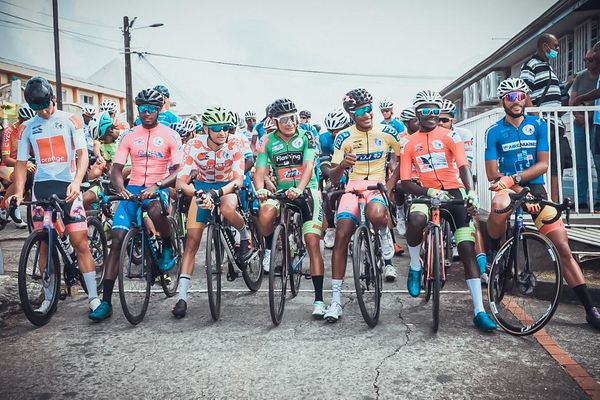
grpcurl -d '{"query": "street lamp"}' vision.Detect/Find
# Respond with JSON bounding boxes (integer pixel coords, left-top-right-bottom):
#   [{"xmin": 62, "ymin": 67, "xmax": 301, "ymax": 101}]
[{"xmin": 122, "ymin": 17, "xmax": 163, "ymax": 125}]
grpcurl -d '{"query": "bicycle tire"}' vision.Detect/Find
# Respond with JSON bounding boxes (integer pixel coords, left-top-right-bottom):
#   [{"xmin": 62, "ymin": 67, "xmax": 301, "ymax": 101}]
[
  {"xmin": 86, "ymin": 216, "xmax": 108, "ymax": 290},
  {"xmin": 488, "ymin": 231, "xmax": 562, "ymax": 336},
  {"xmin": 160, "ymin": 216, "xmax": 181, "ymax": 297},
  {"xmin": 422, "ymin": 230, "xmax": 432, "ymax": 302},
  {"xmin": 18, "ymin": 230, "xmax": 60, "ymax": 326},
  {"xmin": 269, "ymin": 224, "xmax": 287, "ymax": 326},
  {"xmin": 432, "ymin": 226, "xmax": 441, "ymax": 333},
  {"xmin": 241, "ymin": 215, "xmax": 264, "ymax": 292},
  {"xmin": 205, "ymin": 224, "xmax": 223, "ymax": 321},
  {"xmin": 352, "ymin": 225, "xmax": 381, "ymax": 328},
  {"xmin": 118, "ymin": 228, "xmax": 152, "ymax": 325},
  {"xmin": 289, "ymin": 213, "xmax": 303, "ymax": 297},
  {"xmin": 443, "ymin": 219, "xmax": 453, "ymax": 267},
  {"xmin": 26, "ymin": 203, "xmax": 35, "ymax": 233}
]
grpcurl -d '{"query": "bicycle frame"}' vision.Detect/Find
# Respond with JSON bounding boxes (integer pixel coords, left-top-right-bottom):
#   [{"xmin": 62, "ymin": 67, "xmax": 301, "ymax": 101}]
[{"xmin": 424, "ymin": 205, "xmax": 446, "ymax": 285}]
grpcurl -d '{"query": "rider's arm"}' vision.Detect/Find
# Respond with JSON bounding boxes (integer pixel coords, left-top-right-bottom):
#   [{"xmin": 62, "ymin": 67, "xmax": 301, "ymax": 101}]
[
  {"xmin": 13, "ymin": 125, "xmax": 32, "ymax": 199},
  {"xmin": 253, "ymin": 166, "xmax": 267, "ymax": 191},
  {"xmin": 399, "ymin": 136, "xmax": 426, "ymax": 195},
  {"xmin": 451, "ymin": 137, "xmax": 474, "ymax": 191},
  {"xmin": 70, "ymin": 116, "xmax": 89, "ymax": 185},
  {"xmin": 253, "ymin": 136, "xmax": 269, "ymax": 192},
  {"xmin": 573, "ymin": 87, "xmax": 600, "ymax": 104}
]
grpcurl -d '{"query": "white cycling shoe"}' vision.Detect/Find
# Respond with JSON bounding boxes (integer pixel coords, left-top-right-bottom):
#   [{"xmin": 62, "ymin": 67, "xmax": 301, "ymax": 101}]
[{"xmin": 324, "ymin": 301, "xmax": 343, "ymax": 323}]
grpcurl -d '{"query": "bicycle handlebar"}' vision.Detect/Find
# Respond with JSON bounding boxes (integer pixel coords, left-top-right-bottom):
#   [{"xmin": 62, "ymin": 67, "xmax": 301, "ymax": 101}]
[{"xmin": 410, "ymin": 197, "xmax": 469, "ymax": 207}]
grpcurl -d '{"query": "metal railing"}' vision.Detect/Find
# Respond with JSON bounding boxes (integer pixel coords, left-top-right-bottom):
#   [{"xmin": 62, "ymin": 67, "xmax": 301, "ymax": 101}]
[{"xmin": 456, "ymin": 105, "xmax": 600, "ymax": 217}]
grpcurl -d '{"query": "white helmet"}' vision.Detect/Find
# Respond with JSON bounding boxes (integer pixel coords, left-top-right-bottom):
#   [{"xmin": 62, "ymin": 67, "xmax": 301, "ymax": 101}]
[
  {"xmin": 324, "ymin": 108, "xmax": 351, "ymax": 131},
  {"xmin": 497, "ymin": 77, "xmax": 530, "ymax": 98},
  {"xmin": 440, "ymin": 99, "xmax": 456, "ymax": 116},
  {"xmin": 81, "ymin": 104, "xmax": 96, "ymax": 116},
  {"xmin": 379, "ymin": 99, "xmax": 394, "ymax": 110},
  {"xmin": 18, "ymin": 104, "xmax": 36, "ymax": 120},
  {"xmin": 399, "ymin": 108, "xmax": 416, "ymax": 122},
  {"xmin": 244, "ymin": 110, "xmax": 257, "ymax": 120},
  {"xmin": 181, "ymin": 118, "xmax": 197, "ymax": 133},
  {"xmin": 413, "ymin": 90, "xmax": 443, "ymax": 109},
  {"xmin": 99, "ymin": 99, "xmax": 118, "ymax": 114}
]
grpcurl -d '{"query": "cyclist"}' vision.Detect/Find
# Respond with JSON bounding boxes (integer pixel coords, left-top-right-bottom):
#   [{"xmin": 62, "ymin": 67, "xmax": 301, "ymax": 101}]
[
  {"xmin": 172, "ymin": 106, "xmax": 249, "ymax": 318},
  {"xmin": 324, "ymin": 88, "xmax": 400, "ymax": 322},
  {"xmin": 100, "ymin": 99, "xmax": 129, "ymax": 132},
  {"xmin": 379, "ymin": 99, "xmax": 406, "ymax": 134},
  {"xmin": 0, "ymin": 104, "xmax": 35, "ymax": 228},
  {"xmin": 83, "ymin": 112, "xmax": 116, "ymax": 210},
  {"xmin": 253, "ymin": 98, "xmax": 327, "ymax": 319},
  {"xmin": 242, "ymin": 110, "xmax": 258, "ymax": 152},
  {"xmin": 89, "ymin": 88, "xmax": 183, "ymax": 322},
  {"xmin": 81, "ymin": 104, "xmax": 97, "ymax": 154},
  {"xmin": 399, "ymin": 108, "xmax": 420, "ymax": 134},
  {"xmin": 153, "ymin": 84, "xmax": 180, "ymax": 126},
  {"xmin": 299, "ymin": 110, "xmax": 312, "ymax": 124},
  {"xmin": 171, "ymin": 118, "xmax": 197, "ymax": 145},
  {"xmin": 320, "ymin": 108, "xmax": 352, "ymax": 249},
  {"xmin": 485, "ymin": 78, "xmax": 600, "ymax": 329},
  {"xmin": 399, "ymin": 90, "xmax": 497, "ymax": 332},
  {"xmin": 12, "ymin": 76, "xmax": 100, "ymax": 317}
]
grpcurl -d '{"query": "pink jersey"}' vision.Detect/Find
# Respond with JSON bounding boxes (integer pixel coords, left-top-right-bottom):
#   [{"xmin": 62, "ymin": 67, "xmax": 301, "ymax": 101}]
[
  {"xmin": 114, "ymin": 124, "xmax": 182, "ymax": 186},
  {"xmin": 178, "ymin": 135, "xmax": 244, "ymax": 183}
]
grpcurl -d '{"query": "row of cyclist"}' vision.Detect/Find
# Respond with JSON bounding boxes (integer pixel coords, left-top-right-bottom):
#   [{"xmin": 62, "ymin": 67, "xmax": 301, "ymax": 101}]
[{"xmin": 9, "ymin": 76, "xmax": 600, "ymax": 332}]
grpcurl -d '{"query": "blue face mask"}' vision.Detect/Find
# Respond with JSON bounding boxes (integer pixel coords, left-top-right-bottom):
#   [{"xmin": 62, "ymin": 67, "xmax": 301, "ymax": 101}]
[{"xmin": 546, "ymin": 49, "xmax": 558, "ymax": 59}]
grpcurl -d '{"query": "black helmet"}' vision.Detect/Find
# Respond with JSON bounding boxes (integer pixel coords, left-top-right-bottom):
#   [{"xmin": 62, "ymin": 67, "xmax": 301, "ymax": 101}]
[
  {"xmin": 299, "ymin": 110, "xmax": 311, "ymax": 118},
  {"xmin": 268, "ymin": 98, "xmax": 297, "ymax": 118},
  {"xmin": 153, "ymin": 84, "xmax": 170, "ymax": 98},
  {"xmin": 135, "ymin": 88, "xmax": 164, "ymax": 107},
  {"xmin": 24, "ymin": 76, "xmax": 54, "ymax": 108},
  {"xmin": 342, "ymin": 88, "xmax": 373, "ymax": 113}
]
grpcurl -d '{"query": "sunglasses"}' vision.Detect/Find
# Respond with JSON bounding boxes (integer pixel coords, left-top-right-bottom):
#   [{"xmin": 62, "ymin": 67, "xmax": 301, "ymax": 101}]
[
  {"xmin": 438, "ymin": 117, "xmax": 452, "ymax": 123},
  {"xmin": 381, "ymin": 109, "xmax": 392, "ymax": 113},
  {"xmin": 207, "ymin": 124, "xmax": 233, "ymax": 133},
  {"xmin": 245, "ymin": 118, "xmax": 256, "ymax": 123},
  {"xmin": 503, "ymin": 91, "xmax": 527, "ymax": 102},
  {"xmin": 274, "ymin": 114, "xmax": 297, "ymax": 125},
  {"xmin": 137, "ymin": 105, "xmax": 160, "ymax": 114},
  {"xmin": 417, "ymin": 108, "xmax": 441, "ymax": 116},
  {"xmin": 353, "ymin": 104, "xmax": 373, "ymax": 117},
  {"xmin": 29, "ymin": 100, "xmax": 51, "ymax": 111}
]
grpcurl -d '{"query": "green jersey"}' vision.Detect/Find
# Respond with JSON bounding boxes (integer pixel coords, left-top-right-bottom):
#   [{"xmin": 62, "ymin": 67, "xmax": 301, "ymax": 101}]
[{"xmin": 255, "ymin": 128, "xmax": 318, "ymax": 190}]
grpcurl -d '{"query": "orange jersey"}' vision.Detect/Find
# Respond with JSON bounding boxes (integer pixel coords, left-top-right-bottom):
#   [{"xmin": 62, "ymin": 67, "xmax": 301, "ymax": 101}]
[
  {"xmin": 1, "ymin": 123, "xmax": 19, "ymax": 165},
  {"xmin": 399, "ymin": 126, "xmax": 467, "ymax": 190}
]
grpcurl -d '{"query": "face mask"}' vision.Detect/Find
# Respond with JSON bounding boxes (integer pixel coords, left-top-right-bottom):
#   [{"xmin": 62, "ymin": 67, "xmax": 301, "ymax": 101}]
[{"xmin": 546, "ymin": 49, "xmax": 558, "ymax": 59}]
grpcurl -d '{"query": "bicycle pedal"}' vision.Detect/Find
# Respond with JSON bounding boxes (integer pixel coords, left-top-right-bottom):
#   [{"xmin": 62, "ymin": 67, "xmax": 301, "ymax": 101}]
[{"xmin": 226, "ymin": 271, "xmax": 239, "ymax": 282}]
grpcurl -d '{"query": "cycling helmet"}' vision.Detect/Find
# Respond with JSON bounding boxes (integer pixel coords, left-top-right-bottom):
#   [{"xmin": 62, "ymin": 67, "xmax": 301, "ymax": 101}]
[
  {"xmin": 244, "ymin": 110, "xmax": 257, "ymax": 120},
  {"xmin": 18, "ymin": 104, "xmax": 36, "ymax": 120},
  {"xmin": 202, "ymin": 106, "xmax": 232, "ymax": 125},
  {"xmin": 379, "ymin": 99, "xmax": 394, "ymax": 110},
  {"xmin": 182, "ymin": 117, "xmax": 197, "ymax": 133},
  {"xmin": 99, "ymin": 99, "xmax": 118, "ymax": 113},
  {"xmin": 268, "ymin": 98, "xmax": 297, "ymax": 118},
  {"xmin": 134, "ymin": 89, "xmax": 164, "ymax": 107},
  {"xmin": 399, "ymin": 108, "xmax": 416, "ymax": 122},
  {"xmin": 171, "ymin": 122, "xmax": 193, "ymax": 138},
  {"xmin": 88, "ymin": 111, "xmax": 114, "ymax": 140},
  {"xmin": 342, "ymin": 88, "xmax": 373, "ymax": 113},
  {"xmin": 324, "ymin": 108, "xmax": 351, "ymax": 131},
  {"xmin": 313, "ymin": 123, "xmax": 321, "ymax": 133},
  {"xmin": 497, "ymin": 77, "xmax": 530, "ymax": 98},
  {"xmin": 412, "ymin": 90, "xmax": 443, "ymax": 108},
  {"xmin": 229, "ymin": 111, "xmax": 241, "ymax": 126},
  {"xmin": 81, "ymin": 104, "xmax": 96, "ymax": 116},
  {"xmin": 440, "ymin": 99, "xmax": 457, "ymax": 116},
  {"xmin": 24, "ymin": 76, "xmax": 53, "ymax": 107},
  {"xmin": 153, "ymin": 84, "xmax": 170, "ymax": 98},
  {"xmin": 195, "ymin": 120, "xmax": 203, "ymax": 132},
  {"xmin": 263, "ymin": 117, "xmax": 277, "ymax": 134},
  {"xmin": 299, "ymin": 110, "xmax": 311, "ymax": 118}
]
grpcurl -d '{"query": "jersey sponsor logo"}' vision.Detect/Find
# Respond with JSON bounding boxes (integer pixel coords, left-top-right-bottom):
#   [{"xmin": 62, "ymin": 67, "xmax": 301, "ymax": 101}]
[
  {"xmin": 374, "ymin": 138, "xmax": 383, "ymax": 147},
  {"xmin": 522, "ymin": 124, "xmax": 535, "ymax": 136},
  {"xmin": 333, "ymin": 131, "xmax": 350, "ymax": 149},
  {"xmin": 153, "ymin": 136, "xmax": 164, "ymax": 146},
  {"xmin": 356, "ymin": 151, "xmax": 384, "ymax": 161},
  {"xmin": 133, "ymin": 137, "xmax": 146, "ymax": 147},
  {"xmin": 501, "ymin": 140, "xmax": 537, "ymax": 152},
  {"xmin": 31, "ymin": 125, "xmax": 43, "ymax": 135},
  {"xmin": 431, "ymin": 140, "xmax": 444, "ymax": 150},
  {"xmin": 54, "ymin": 121, "xmax": 65, "ymax": 130},
  {"xmin": 273, "ymin": 151, "xmax": 302, "ymax": 167},
  {"xmin": 292, "ymin": 138, "xmax": 303, "ymax": 148},
  {"xmin": 36, "ymin": 135, "xmax": 68, "ymax": 164},
  {"xmin": 414, "ymin": 143, "xmax": 424, "ymax": 153},
  {"xmin": 137, "ymin": 149, "xmax": 164, "ymax": 158},
  {"xmin": 272, "ymin": 143, "xmax": 284, "ymax": 152},
  {"xmin": 446, "ymin": 131, "xmax": 460, "ymax": 143},
  {"xmin": 416, "ymin": 152, "xmax": 448, "ymax": 172},
  {"xmin": 283, "ymin": 168, "xmax": 301, "ymax": 178}
]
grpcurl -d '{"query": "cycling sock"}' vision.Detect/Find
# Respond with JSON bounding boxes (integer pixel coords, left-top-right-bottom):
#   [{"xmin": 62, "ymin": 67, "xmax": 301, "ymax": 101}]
[
  {"xmin": 476, "ymin": 253, "xmax": 487, "ymax": 275},
  {"xmin": 12, "ymin": 206, "xmax": 23, "ymax": 222},
  {"xmin": 82, "ymin": 271, "xmax": 98, "ymax": 300},
  {"xmin": 44, "ymin": 274, "xmax": 55, "ymax": 302},
  {"xmin": 237, "ymin": 224, "xmax": 250, "ymax": 240},
  {"xmin": 264, "ymin": 233, "xmax": 273, "ymax": 249},
  {"xmin": 162, "ymin": 236, "xmax": 172, "ymax": 249},
  {"xmin": 408, "ymin": 245, "xmax": 422, "ymax": 271},
  {"xmin": 331, "ymin": 279, "xmax": 343, "ymax": 305},
  {"xmin": 312, "ymin": 275, "xmax": 324, "ymax": 302},
  {"xmin": 466, "ymin": 278, "xmax": 485, "ymax": 316},
  {"xmin": 178, "ymin": 274, "xmax": 191, "ymax": 301},
  {"xmin": 103, "ymin": 279, "xmax": 115, "ymax": 304},
  {"xmin": 573, "ymin": 284, "xmax": 594, "ymax": 313}
]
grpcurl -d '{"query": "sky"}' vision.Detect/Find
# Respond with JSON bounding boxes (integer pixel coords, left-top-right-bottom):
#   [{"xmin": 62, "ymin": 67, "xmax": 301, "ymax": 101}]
[{"xmin": 0, "ymin": 0, "xmax": 556, "ymax": 123}]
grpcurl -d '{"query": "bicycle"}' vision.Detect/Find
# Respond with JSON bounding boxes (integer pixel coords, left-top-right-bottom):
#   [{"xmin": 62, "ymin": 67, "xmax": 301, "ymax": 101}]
[
  {"xmin": 408, "ymin": 195, "xmax": 469, "ymax": 333},
  {"xmin": 487, "ymin": 187, "xmax": 569, "ymax": 336},
  {"xmin": 17, "ymin": 195, "xmax": 105, "ymax": 326},
  {"xmin": 105, "ymin": 193, "xmax": 181, "ymax": 325},
  {"xmin": 203, "ymin": 186, "xmax": 265, "ymax": 321},
  {"xmin": 266, "ymin": 190, "xmax": 309, "ymax": 326}
]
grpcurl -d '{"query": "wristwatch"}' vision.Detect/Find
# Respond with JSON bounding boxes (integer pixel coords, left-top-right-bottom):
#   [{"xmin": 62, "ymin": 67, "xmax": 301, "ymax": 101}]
[
  {"xmin": 512, "ymin": 174, "xmax": 522, "ymax": 184},
  {"xmin": 156, "ymin": 180, "xmax": 163, "ymax": 189}
]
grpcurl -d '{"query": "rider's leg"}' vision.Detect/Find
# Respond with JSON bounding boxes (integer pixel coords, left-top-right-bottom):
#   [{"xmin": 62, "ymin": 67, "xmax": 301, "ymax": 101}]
[
  {"xmin": 486, "ymin": 190, "xmax": 513, "ymax": 250},
  {"xmin": 258, "ymin": 201, "xmax": 278, "ymax": 249},
  {"xmin": 305, "ymin": 232, "xmax": 324, "ymax": 300},
  {"xmin": 405, "ymin": 204, "xmax": 428, "ymax": 297},
  {"xmin": 220, "ymin": 193, "xmax": 250, "ymax": 252},
  {"xmin": 147, "ymin": 195, "xmax": 175, "ymax": 271}
]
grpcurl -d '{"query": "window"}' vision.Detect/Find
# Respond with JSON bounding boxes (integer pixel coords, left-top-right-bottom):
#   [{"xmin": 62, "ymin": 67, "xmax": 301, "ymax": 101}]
[{"xmin": 80, "ymin": 94, "xmax": 94, "ymax": 105}]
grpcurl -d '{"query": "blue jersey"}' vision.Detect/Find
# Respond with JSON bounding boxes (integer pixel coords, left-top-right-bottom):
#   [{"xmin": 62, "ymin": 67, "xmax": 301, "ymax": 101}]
[
  {"xmin": 254, "ymin": 122, "xmax": 266, "ymax": 140},
  {"xmin": 319, "ymin": 131, "xmax": 334, "ymax": 158},
  {"xmin": 381, "ymin": 118, "xmax": 405, "ymax": 135},
  {"xmin": 135, "ymin": 110, "xmax": 180, "ymax": 127},
  {"xmin": 484, "ymin": 115, "xmax": 549, "ymax": 184}
]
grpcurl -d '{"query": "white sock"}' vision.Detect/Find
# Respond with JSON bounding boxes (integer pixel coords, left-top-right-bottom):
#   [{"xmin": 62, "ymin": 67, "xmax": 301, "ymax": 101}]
[
  {"xmin": 82, "ymin": 271, "xmax": 98, "ymax": 300},
  {"xmin": 237, "ymin": 225, "xmax": 250, "ymax": 240},
  {"xmin": 466, "ymin": 278, "xmax": 485, "ymax": 316},
  {"xmin": 408, "ymin": 245, "xmax": 422, "ymax": 271},
  {"xmin": 178, "ymin": 274, "xmax": 192, "ymax": 301},
  {"xmin": 331, "ymin": 279, "xmax": 343, "ymax": 305}
]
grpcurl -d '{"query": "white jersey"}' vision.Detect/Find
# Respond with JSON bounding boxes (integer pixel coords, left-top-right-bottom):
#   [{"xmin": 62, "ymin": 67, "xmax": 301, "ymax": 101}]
[
  {"xmin": 17, "ymin": 110, "xmax": 86, "ymax": 183},
  {"xmin": 240, "ymin": 128, "xmax": 256, "ymax": 143},
  {"xmin": 452, "ymin": 126, "xmax": 474, "ymax": 165}
]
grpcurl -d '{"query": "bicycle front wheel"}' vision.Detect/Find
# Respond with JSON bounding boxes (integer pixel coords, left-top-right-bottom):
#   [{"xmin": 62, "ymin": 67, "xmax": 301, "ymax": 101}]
[
  {"xmin": 87, "ymin": 216, "xmax": 107, "ymax": 290},
  {"xmin": 205, "ymin": 224, "xmax": 223, "ymax": 321},
  {"xmin": 289, "ymin": 213, "xmax": 304, "ymax": 297},
  {"xmin": 431, "ymin": 226, "xmax": 442, "ymax": 333},
  {"xmin": 242, "ymin": 215, "xmax": 264, "ymax": 292},
  {"xmin": 269, "ymin": 224, "xmax": 287, "ymax": 326},
  {"xmin": 352, "ymin": 225, "xmax": 382, "ymax": 328},
  {"xmin": 160, "ymin": 216, "xmax": 181, "ymax": 297},
  {"xmin": 18, "ymin": 230, "xmax": 60, "ymax": 326},
  {"xmin": 488, "ymin": 231, "xmax": 562, "ymax": 336},
  {"xmin": 118, "ymin": 228, "xmax": 152, "ymax": 325}
]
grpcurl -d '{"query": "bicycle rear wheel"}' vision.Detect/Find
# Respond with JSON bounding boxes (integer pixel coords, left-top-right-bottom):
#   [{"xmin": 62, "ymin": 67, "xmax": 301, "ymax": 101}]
[
  {"xmin": 86, "ymin": 216, "xmax": 107, "ymax": 290},
  {"xmin": 269, "ymin": 224, "xmax": 287, "ymax": 326},
  {"xmin": 205, "ymin": 224, "xmax": 223, "ymax": 321},
  {"xmin": 352, "ymin": 225, "xmax": 382, "ymax": 328},
  {"xmin": 289, "ymin": 213, "xmax": 304, "ymax": 297},
  {"xmin": 118, "ymin": 228, "xmax": 152, "ymax": 325},
  {"xmin": 160, "ymin": 216, "xmax": 181, "ymax": 297},
  {"xmin": 488, "ymin": 231, "xmax": 562, "ymax": 336},
  {"xmin": 431, "ymin": 226, "xmax": 442, "ymax": 333},
  {"xmin": 18, "ymin": 230, "xmax": 60, "ymax": 326},
  {"xmin": 242, "ymin": 216, "xmax": 264, "ymax": 292}
]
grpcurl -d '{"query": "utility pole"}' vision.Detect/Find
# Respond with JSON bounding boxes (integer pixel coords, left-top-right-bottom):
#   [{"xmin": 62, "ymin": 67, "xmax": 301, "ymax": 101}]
[
  {"xmin": 123, "ymin": 16, "xmax": 135, "ymax": 126},
  {"xmin": 52, "ymin": 0, "xmax": 63, "ymax": 109}
]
